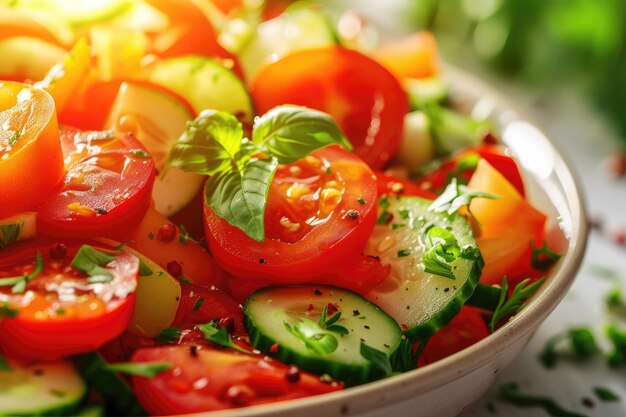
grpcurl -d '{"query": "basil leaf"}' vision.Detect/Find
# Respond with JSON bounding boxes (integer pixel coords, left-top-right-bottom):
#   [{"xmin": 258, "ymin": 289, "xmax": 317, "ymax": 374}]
[
  {"xmin": 205, "ymin": 156, "xmax": 278, "ymax": 242},
  {"xmin": 166, "ymin": 110, "xmax": 243, "ymax": 176},
  {"xmin": 252, "ymin": 105, "xmax": 352, "ymax": 164},
  {"xmin": 71, "ymin": 245, "xmax": 117, "ymax": 283},
  {"xmin": 105, "ymin": 362, "xmax": 172, "ymax": 378}
]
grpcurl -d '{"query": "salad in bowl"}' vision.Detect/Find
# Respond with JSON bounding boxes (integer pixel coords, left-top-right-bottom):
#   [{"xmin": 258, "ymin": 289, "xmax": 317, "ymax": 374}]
[{"xmin": 0, "ymin": 1, "xmax": 585, "ymax": 416}]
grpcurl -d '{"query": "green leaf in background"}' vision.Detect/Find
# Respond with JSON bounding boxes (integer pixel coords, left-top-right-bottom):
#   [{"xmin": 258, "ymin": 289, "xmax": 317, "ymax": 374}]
[
  {"xmin": 252, "ymin": 105, "xmax": 352, "ymax": 164},
  {"xmin": 205, "ymin": 156, "xmax": 278, "ymax": 242},
  {"xmin": 166, "ymin": 110, "xmax": 243, "ymax": 176}
]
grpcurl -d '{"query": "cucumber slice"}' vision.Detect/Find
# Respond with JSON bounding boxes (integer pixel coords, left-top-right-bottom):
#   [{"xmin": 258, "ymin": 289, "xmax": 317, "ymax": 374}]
[
  {"xmin": 244, "ymin": 285, "xmax": 402, "ymax": 386},
  {"xmin": 0, "ymin": 212, "xmax": 36, "ymax": 248},
  {"xmin": 405, "ymin": 77, "xmax": 448, "ymax": 109},
  {"xmin": 394, "ymin": 110, "xmax": 435, "ymax": 172},
  {"xmin": 233, "ymin": 7, "xmax": 337, "ymax": 82},
  {"xmin": 149, "ymin": 56, "xmax": 254, "ymax": 122},
  {"xmin": 0, "ymin": 359, "xmax": 86, "ymax": 416},
  {"xmin": 105, "ymin": 82, "xmax": 204, "ymax": 217},
  {"xmin": 73, "ymin": 353, "xmax": 146, "ymax": 416},
  {"xmin": 364, "ymin": 197, "xmax": 483, "ymax": 342},
  {"xmin": 0, "ymin": 37, "xmax": 66, "ymax": 80}
]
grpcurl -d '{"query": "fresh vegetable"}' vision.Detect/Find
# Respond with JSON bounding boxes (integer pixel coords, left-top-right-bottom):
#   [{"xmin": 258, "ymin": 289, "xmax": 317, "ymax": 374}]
[
  {"xmin": 372, "ymin": 32, "xmax": 440, "ymax": 81},
  {"xmin": 0, "ymin": 359, "xmax": 87, "ymax": 417},
  {"xmin": 244, "ymin": 285, "xmax": 403, "ymax": 385},
  {"xmin": 252, "ymin": 47, "xmax": 409, "ymax": 169},
  {"xmin": 0, "ymin": 239, "xmax": 139, "ymax": 361},
  {"xmin": 130, "ymin": 345, "xmax": 342, "ymax": 414},
  {"xmin": 105, "ymin": 81, "xmax": 203, "ymax": 217},
  {"xmin": 365, "ymin": 196, "xmax": 483, "ymax": 341},
  {"xmin": 36, "ymin": 126, "xmax": 155, "ymax": 239},
  {"xmin": 0, "ymin": 81, "xmax": 64, "ymax": 219},
  {"xmin": 0, "ymin": 212, "xmax": 36, "ymax": 249}
]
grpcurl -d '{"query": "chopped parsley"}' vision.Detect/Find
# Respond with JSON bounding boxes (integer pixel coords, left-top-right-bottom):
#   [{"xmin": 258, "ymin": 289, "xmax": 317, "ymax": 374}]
[
  {"xmin": 193, "ymin": 296, "xmax": 205, "ymax": 312},
  {"xmin": 0, "ymin": 222, "xmax": 23, "ymax": 249},
  {"xmin": 376, "ymin": 211, "xmax": 392, "ymax": 225},
  {"xmin": 129, "ymin": 149, "xmax": 151, "ymax": 158},
  {"xmin": 0, "ymin": 252, "xmax": 44, "ymax": 293},
  {"xmin": 397, "ymin": 249, "xmax": 411, "ymax": 257},
  {"xmin": 8, "ymin": 131, "xmax": 20, "ymax": 146},
  {"xmin": 196, "ymin": 322, "xmax": 249, "ymax": 354},
  {"xmin": 593, "ymin": 386, "xmax": 620, "ymax": 402},
  {"xmin": 490, "ymin": 277, "xmax": 544, "ymax": 332},
  {"xmin": 498, "ymin": 383, "xmax": 588, "ymax": 417},
  {"xmin": 357, "ymin": 198, "xmax": 366, "ymax": 205},
  {"xmin": 539, "ymin": 327, "xmax": 598, "ymax": 368},
  {"xmin": 105, "ymin": 361, "xmax": 172, "ymax": 378},
  {"xmin": 420, "ymin": 224, "xmax": 460, "ymax": 280},
  {"xmin": 148, "ymin": 232, "xmax": 155, "ymax": 240},
  {"xmin": 428, "ymin": 178, "xmax": 500, "ymax": 223},
  {"xmin": 530, "ymin": 240, "xmax": 562, "ymax": 271},
  {"xmin": 157, "ymin": 327, "xmax": 182, "ymax": 344},
  {"xmin": 605, "ymin": 323, "xmax": 626, "ymax": 368},
  {"xmin": 71, "ymin": 245, "xmax": 117, "ymax": 284}
]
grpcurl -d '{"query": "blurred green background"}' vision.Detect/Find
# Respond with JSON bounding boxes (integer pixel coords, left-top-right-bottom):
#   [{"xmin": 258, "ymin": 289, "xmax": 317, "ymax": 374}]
[{"xmin": 333, "ymin": 0, "xmax": 626, "ymax": 146}]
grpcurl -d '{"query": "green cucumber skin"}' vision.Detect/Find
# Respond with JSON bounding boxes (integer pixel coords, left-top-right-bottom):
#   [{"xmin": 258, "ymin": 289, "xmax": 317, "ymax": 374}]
[
  {"xmin": 0, "ymin": 361, "xmax": 86, "ymax": 417},
  {"xmin": 404, "ymin": 255, "xmax": 483, "ymax": 342},
  {"xmin": 244, "ymin": 285, "xmax": 402, "ymax": 386},
  {"xmin": 365, "ymin": 196, "xmax": 484, "ymax": 343},
  {"xmin": 72, "ymin": 353, "xmax": 146, "ymax": 416}
]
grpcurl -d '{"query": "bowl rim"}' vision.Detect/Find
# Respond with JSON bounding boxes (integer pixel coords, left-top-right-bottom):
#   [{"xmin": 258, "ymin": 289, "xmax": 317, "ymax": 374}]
[{"xmin": 187, "ymin": 66, "xmax": 589, "ymax": 417}]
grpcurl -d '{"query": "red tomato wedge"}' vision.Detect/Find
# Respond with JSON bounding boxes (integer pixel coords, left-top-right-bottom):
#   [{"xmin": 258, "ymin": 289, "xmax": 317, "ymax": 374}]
[
  {"xmin": 36, "ymin": 127, "xmax": 155, "ymax": 239},
  {"xmin": 252, "ymin": 47, "xmax": 408, "ymax": 169},
  {"xmin": 204, "ymin": 146, "xmax": 378, "ymax": 285},
  {"xmin": 418, "ymin": 307, "xmax": 489, "ymax": 366},
  {"xmin": 0, "ymin": 238, "xmax": 138, "ymax": 361},
  {"xmin": 0, "ymin": 81, "xmax": 64, "ymax": 219},
  {"xmin": 467, "ymin": 159, "xmax": 546, "ymax": 284},
  {"xmin": 373, "ymin": 31, "xmax": 440, "ymax": 80},
  {"xmin": 131, "ymin": 345, "xmax": 342, "ymax": 415}
]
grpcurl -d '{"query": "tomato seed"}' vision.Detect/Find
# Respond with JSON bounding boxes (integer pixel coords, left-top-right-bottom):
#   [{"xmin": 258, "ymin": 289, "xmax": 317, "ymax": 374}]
[
  {"xmin": 49, "ymin": 243, "xmax": 67, "ymax": 260},
  {"xmin": 285, "ymin": 366, "xmax": 301, "ymax": 384},
  {"xmin": 166, "ymin": 261, "xmax": 183, "ymax": 277},
  {"xmin": 218, "ymin": 316, "xmax": 235, "ymax": 334},
  {"xmin": 157, "ymin": 223, "xmax": 177, "ymax": 242}
]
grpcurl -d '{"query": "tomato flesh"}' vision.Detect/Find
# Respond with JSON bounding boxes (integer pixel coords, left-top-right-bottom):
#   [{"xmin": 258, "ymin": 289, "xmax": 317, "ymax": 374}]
[
  {"xmin": 204, "ymin": 146, "xmax": 378, "ymax": 284},
  {"xmin": 0, "ymin": 238, "xmax": 138, "ymax": 361},
  {"xmin": 252, "ymin": 47, "xmax": 408, "ymax": 169},
  {"xmin": 131, "ymin": 345, "xmax": 342, "ymax": 415},
  {"xmin": 0, "ymin": 81, "xmax": 64, "ymax": 219},
  {"xmin": 36, "ymin": 127, "xmax": 155, "ymax": 239}
]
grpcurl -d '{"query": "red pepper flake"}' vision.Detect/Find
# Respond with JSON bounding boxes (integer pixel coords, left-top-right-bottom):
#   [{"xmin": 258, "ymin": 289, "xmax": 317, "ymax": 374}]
[
  {"xmin": 218, "ymin": 316, "xmax": 235, "ymax": 334},
  {"xmin": 259, "ymin": 257, "xmax": 266, "ymax": 264},
  {"xmin": 306, "ymin": 303, "xmax": 315, "ymax": 312},
  {"xmin": 610, "ymin": 227, "xmax": 626, "ymax": 246},
  {"xmin": 269, "ymin": 343, "xmax": 279, "ymax": 353},
  {"xmin": 482, "ymin": 132, "xmax": 498, "ymax": 145},
  {"xmin": 604, "ymin": 151, "xmax": 626, "ymax": 179},
  {"xmin": 49, "ymin": 242, "xmax": 67, "ymax": 260},
  {"xmin": 326, "ymin": 303, "xmax": 339, "ymax": 315},
  {"xmin": 314, "ymin": 289, "xmax": 322, "ymax": 296},
  {"xmin": 166, "ymin": 260, "xmax": 183, "ymax": 277},
  {"xmin": 285, "ymin": 366, "xmax": 301, "ymax": 384},
  {"xmin": 401, "ymin": 324, "xmax": 409, "ymax": 330},
  {"xmin": 226, "ymin": 385, "xmax": 254, "ymax": 407},
  {"xmin": 157, "ymin": 223, "xmax": 177, "ymax": 242}
]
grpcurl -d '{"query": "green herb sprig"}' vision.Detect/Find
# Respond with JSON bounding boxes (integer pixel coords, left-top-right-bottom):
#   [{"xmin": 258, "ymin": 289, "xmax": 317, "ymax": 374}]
[
  {"xmin": 105, "ymin": 362, "xmax": 172, "ymax": 378},
  {"xmin": 0, "ymin": 252, "xmax": 43, "ymax": 293},
  {"xmin": 196, "ymin": 322, "xmax": 249, "ymax": 354},
  {"xmin": 428, "ymin": 177, "xmax": 500, "ymax": 223},
  {"xmin": 490, "ymin": 277, "xmax": 544, "ymax": 332},
  {"xmin": 530, "ymin": 240, "xmax": 562, "ymax": 271},
  {"xmin": 420, "ymin": 224, "xmax": 461, "ymax": 280},
  {"xmin": 498, "ymin": 383, "xmax": 588, "ymax": 417},
  {"xmin": 165, "ymin": 105, "xmax": 351, "ymax": 242}
]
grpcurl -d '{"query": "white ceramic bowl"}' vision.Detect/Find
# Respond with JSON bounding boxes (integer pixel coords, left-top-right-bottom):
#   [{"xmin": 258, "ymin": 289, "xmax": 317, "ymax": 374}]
[{"xmin": 188, "ymin": 66, "xmax": 588, "ymax": 417}]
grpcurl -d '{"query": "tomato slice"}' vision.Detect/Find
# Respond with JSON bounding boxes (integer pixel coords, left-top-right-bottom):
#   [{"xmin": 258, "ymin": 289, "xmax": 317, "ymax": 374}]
[
  {"xmin": 36, "ymin": 126, "xmax": 155, "ymax": 239},
  {"xmin": 252, "ymin": 47, "xmax": 408, "ymax": 169},
  {"xmin": 0, "ymin": 81, "xmax": 64, "ymax": 219},
  {"xmin": 376, "ymin": 172, "xmax": 436, "ymax": 199},
  {"xmin": 418, "ymin": 307, "xmax": 489, "ymax": 366},
  {"xmin": 204, "ymin": 146, "xmax": 378, "ymax": 285},
  {"xmin": 172, "ymin": 283, "xmax": 244, "ymax": 336},
  {"xmin": 131, "ymin": 345, "xmax": 342, "ymax": 414},
  {"xmin": 416, "ymin": 144, "xmax": 526, "ymax": 197},
  {"xmin": 0, "ymin": 238, "xmax": 138, "ymax": 361}
]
